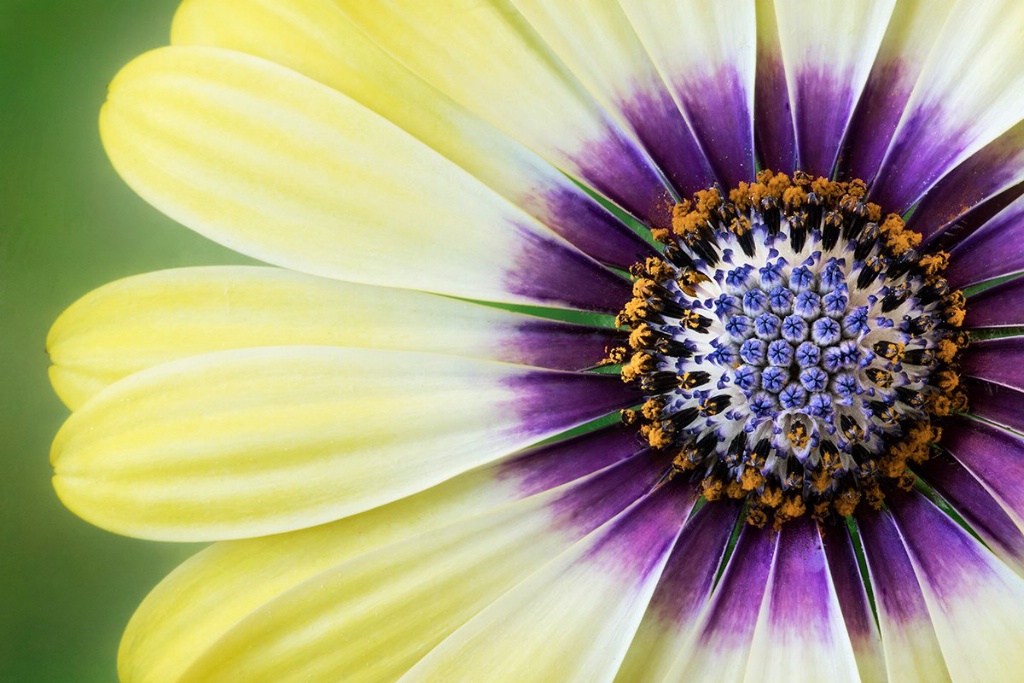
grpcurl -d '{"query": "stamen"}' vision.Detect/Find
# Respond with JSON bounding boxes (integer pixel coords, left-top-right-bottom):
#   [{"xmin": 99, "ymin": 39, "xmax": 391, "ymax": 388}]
[{"xmin": 613, "ymin": 170, "xmax": 967, "ymax": 528}]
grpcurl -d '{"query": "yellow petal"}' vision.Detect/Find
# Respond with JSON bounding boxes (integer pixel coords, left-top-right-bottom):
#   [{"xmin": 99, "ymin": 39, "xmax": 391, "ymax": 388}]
[
  {"xmin": 101, "ymin": 46, "xmax": 629, "ymax": 312},
  {"xmin": 743, "ymin": 518, "xmax": 861, "ymax": 683},
  {"xmin": 873, "ymin": 0, "xmax": 1024, "ymax": 210},
  {"xmin": 120, "ymin": 445, "xmax": 662, "ymax": 683},
  {"xmin": 507, "ymin": 0, "xmax": 655, "ymax": 109},
  {"xmin": 404, "ymin": 482, "xmax": 695, "ymax": 682},
  {"xmin": 52, "ymin": 346, "xmax": 633, "ymax": 540},
  {"xmin": 134, "ymin": 495, "xmax": 580, "ymax": 683},
  {"xmin": 773, "ymin": 0, "xmax": 895, "ymax": 175},
  {"xmin": 891, "ymin": 492, "xmax": 1024, "ymax": 683},
  {"xmin": 663, "ymin": 525, "xmax": 777, "ymax": 682},
  {"xmin": 169, "ymin": 0, "xmax": 653, "ymax": 268},
  {"xmin": 331, "ymin": 0, "xmax": 671, "ymax": 223},
  {"xmin": 857, "ymin": 508, "xmax": 951, "ymax": 683},
  {"xmin": 614, "ymin": 501, "xmax": 741, "ymax": 682},
  {"xmin": 619, "ymin": 0, "xmax": 758, "ymax": 185},
  {"xmin": 838, "ymin": 0, "xmax": 957, "ymax": 180},
  {"xmin": 47, "ymin": 266, "xmax": 618, "ymax": 409},
  {"xmin": 506, "ymin": 0, "xmax": 717, "ymax": 195}
]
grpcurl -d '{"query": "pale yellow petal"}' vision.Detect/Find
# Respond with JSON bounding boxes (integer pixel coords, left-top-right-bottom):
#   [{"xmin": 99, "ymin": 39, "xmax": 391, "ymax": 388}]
[
  {"xmin": 506, "ymin": 0, "xmax": 651, "ymax": 109},
  {"xmin": 619, "ymin": 0, "xmax": 758, "ymax": 185},
  {"xmin": 662, "ymin": 525, "xmax": 778, "ymax": 682},
  {"xmin": 119, "ymin": 470, "xmax": 519, "ymax": 683},
  {"xmin": 331, "ymin": 0, "xmax": 671, "ymax": 222},
  {"xmin": 892, "ymin": 493, "xmax": 1024, "ymax": 683},
  {"xmin": 101, "ymin": 46, "xmax": 629, "ymax": 311},
  {"xmin": 838, "ymin": 0, "xmax": 957, "ymax": 180},
  {"xmin": 873, "ymin": 0, "xmax": 1024, "ymax": 209},
  {"xmin": 141, "ymin": 496, "xmax": 580, "ymax": 682},
  {"xmin": 900, "ymin": 0, "xmax": 1024, "ymax": 158},
  {"xmin": 402, "ymin": 483, "xmax": 694, "ymax": 683},
  {"xmin": 330, "ymin": 0, "xmax": 597, "ymax": 158},
  {"xmin": 613, "ymin": 502, "xmax": 742, "ymax": 683},
  {"xmin": 743, "ymin": 518, "xmax": 861, "ymax": 683},
  {"xmin": 47, "ymin": 266, "xmax": 617, "ymax": 409},
  {"xmin": 857, "ymin": 510, "xmax": 952, "ymax": 683},
  {"xmin": 170, "ymin": 0, "xmax": 651, "ymax": 267},
  {"xmin": 506, "ymin": 0, "xmax": 717, "ymax": 195},
  {"xmin": 773, "ymin": 0, "xmax": 896, "ymax": 175},
  {"xmin": 120, "ymin": 443, "xmax": 660, "ymax": 683},
  {"xmin": 52, "ymin": 346, "xmax": 633, "ymax": 540}
]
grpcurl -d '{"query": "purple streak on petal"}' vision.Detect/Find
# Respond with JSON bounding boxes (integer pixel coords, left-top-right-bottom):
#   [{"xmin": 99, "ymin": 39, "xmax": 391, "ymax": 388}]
[
  {"xmin": 856, "ymin": 506, "xmax": 932, "ymax": 625},
  {"xmin": 767, "ymin": 516, "xmax": 838, "ymax": 630},
  {"xmin": 508, "ymin": 369, "xmax": 640, "ymax": 439},
  {"xmin": 946, "ymin": 198, "xmax": 1024, "ymax": 289},
  {"xmin": 869, "ymin": 104, "xmax": 970, "ymax": 214},
  {"xmin": 673, "ymin": 65, "xmax": 756, "ymax": 187},
  {"xmin": 568, "ymin": 123, "xmax": 676, "ymax": 227},
  {"xmin": 917, "ymin": 452, "xmax": 1024, "ymax": 573},
  {"xmin": 619, "ymin": 87, "xmax": 717, "ymax": 198},
  {"xmin": 889, "ymin": 489, "xmax": 1004, "ymax": 604},
  {"xmin": 933, "ymin": 181, "xmax": 1024, "ymax": 255},
  {"xmin": 960, "ymin": 337, "xmax": 1024, "ymax": 392},
  {"xmin": 909, "ymin": 121, "xmax": 1024, "ymax": 245},
  {"xmin": 791, "ymin": 65, "xmax": 858, "ymax": 178},
  {"xmin": 942, "ymin": 416, "xmax": 1024, "ymax": 528},
  {"xmin": 507, "ymin": 224, "xmax": 632, "ymax": 314},
  {"xmin": 963, "ymin": 276, "xmax": 1024, "ymax": 328},
  {"xmin": 695, "ymin": 523, "xmax": 777, "ymax": 648},
  {"xmin": 964, "ymin": 377, "xmax": 1024, "ymax": 434},
  {"xmin": 549, "ymin": 449, "xmax": 673, "ymax": 539},
  {"xmin": 497, "ymin": 423, "xmax": 644, "ymax": 497},
  {"xmin": 583, "ymin": 476, "xmax": 698, "ymax": 580},
  {"xmin": 645, "ymin": 500, "xmax": 742, "ymax": 624},
  {"xmin": 505, "ymin": 319, "xmax": 622, "ymax": 372},
  {"xmin": 754, "ymin": 50, "xmax": 796, "ymax": 175},
  {"xmin": 540, "ymin": 187, "xmax": 659, "ymax": 268},
  {"xmin": 821, "ymin": 522, "xmax": 884, "ymax": 672},
  {"xmin": 838, "ymin": 59, "xmax": 912, "ymax": 183}
]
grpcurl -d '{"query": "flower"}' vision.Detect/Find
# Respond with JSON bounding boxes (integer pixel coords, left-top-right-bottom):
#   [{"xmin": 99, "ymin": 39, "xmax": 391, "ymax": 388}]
[{"xmin": 47, "ymin": 0, "xmax": 1024, "ymax": 680}]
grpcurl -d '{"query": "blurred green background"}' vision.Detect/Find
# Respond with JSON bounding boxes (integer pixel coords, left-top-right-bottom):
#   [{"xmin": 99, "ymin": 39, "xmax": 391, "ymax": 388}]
[{"xmin": 1, "ymin": 2, "xmax": 253, "ymax": 680}]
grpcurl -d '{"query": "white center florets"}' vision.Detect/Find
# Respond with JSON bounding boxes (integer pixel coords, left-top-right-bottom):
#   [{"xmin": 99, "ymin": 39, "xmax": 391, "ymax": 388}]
[
  {"xmin": 656, "ymin": 212, "xmax": 938, "ymax": 480},
  {"xmin": 615, "ymin": 172, "xmax": 966, "ymax": 525}
]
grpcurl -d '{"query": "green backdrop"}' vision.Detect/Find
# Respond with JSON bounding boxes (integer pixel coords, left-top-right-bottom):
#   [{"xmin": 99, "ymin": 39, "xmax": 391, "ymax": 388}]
[{"xmin": 1, "ymin": 2, "xmax": 254, "ymax": 680}]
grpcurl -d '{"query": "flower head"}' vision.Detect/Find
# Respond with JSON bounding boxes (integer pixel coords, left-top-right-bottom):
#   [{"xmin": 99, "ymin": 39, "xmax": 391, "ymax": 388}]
[{"xmin": 49, "ymin": 1, "xmax": 1024, "ymax": 681}]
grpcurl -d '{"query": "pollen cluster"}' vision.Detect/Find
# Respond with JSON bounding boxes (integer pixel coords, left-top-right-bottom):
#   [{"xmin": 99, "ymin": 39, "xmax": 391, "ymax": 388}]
[{"xmin": 610, "ymin": 171, "xmax": 967, "ymax": 527}]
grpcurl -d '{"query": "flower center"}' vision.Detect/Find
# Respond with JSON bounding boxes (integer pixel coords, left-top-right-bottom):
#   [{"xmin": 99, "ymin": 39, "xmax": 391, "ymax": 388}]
[{"xmin": 611, "ymin": 171, "xmax": 968, "ymax": 528}]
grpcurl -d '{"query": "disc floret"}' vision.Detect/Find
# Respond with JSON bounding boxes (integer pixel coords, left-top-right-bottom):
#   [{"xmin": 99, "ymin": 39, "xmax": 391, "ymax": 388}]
[{"xmin": 612, "ymin": 171, "xmax": 967, "ymax": 527}]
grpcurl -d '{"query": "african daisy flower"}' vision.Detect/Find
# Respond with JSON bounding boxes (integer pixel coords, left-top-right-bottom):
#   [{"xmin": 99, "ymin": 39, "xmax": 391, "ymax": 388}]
[{"xmin": 48, "ymin": 0, "xmax": 1024, "ymax": 680}]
